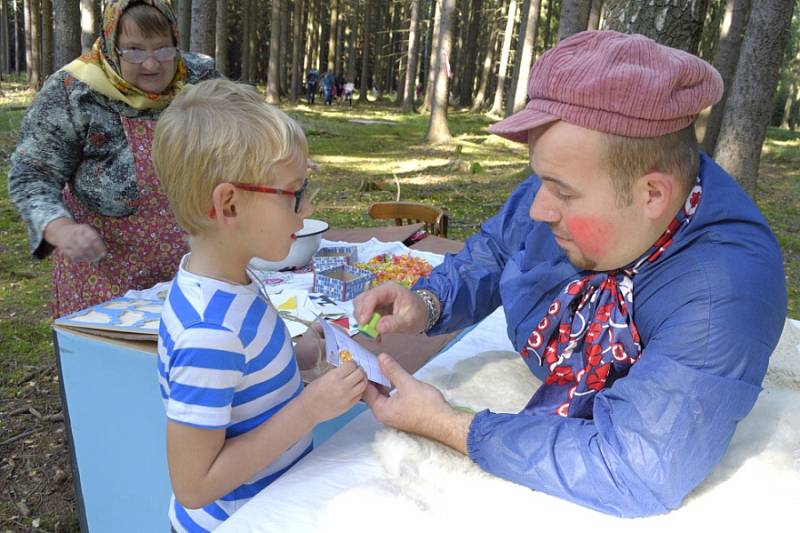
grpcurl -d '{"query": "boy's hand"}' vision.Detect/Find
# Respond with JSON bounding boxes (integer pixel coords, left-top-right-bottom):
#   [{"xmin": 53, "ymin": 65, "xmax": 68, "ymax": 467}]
[
  {"xmin": 302, "ymin": 361, "xmax": 367, "ymax": 423},
  {"xmin": 353, "ymin": 282, "xmax": 428, "ymax": 335}
]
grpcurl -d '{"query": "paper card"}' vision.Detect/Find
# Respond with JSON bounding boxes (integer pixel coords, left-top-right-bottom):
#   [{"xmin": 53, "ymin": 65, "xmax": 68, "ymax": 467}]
[
  {"xmin": 307, "ymin": 293, "xmax": 346, "ymax": 317},
  {"xmin": 319, "ymin": 319, "xmax": 390, "ymax": 387}
]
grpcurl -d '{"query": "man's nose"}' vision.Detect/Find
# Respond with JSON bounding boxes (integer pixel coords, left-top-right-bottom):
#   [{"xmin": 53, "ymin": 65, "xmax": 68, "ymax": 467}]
[{"xmin": 530, "ymin": 188, "xmax": 560, "ymax": 223}]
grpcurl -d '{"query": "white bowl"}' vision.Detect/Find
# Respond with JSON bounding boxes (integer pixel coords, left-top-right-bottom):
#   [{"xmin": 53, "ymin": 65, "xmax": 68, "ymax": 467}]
[{"xmin": 249, "ymin": 218, "xmax": 329, "ymax": 271}]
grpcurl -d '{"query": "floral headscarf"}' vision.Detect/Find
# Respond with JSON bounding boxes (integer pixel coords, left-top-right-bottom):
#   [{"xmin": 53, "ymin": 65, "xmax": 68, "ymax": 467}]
[{"xmin": 63, "ymin": 0, "xmax": 187, "ymax": 110}]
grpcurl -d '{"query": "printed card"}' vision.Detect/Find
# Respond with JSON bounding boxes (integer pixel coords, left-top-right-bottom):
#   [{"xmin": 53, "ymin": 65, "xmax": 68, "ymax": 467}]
[{"xmin": 319, "ymin": 318, "xmax": 390, "ymax": 387}]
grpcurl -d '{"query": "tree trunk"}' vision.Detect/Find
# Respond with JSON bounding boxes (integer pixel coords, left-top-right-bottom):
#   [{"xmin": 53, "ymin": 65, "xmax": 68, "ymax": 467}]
[
  {"xmin": 359, "ymin": 0, "xmax": 371, "ymax": 101},
  {"xmin": 508, "ymin": 0, "xmax": 540, "ymax": 115},
  {"xmin": 327, "ymin": 0, "xmax": 338, "ymax": 72},
  {"xmin": 41, "ymin": 0, "xmax": 51, "ymax": 78},
  {"xmin": 587, "ymin": 0, "xmax": 602, "ymax": 30},
  {"xmin": 489, "ymin": 0, "xmax": 516, "ymax": 116},
  {"xmin": 402, "ymin": 0, "xmax": 421, "ymax": 111},
  {"xmin": 14, "ymin": 0, "xmax": 22, "ymax": 74},
  {"xmin": 471, "ymin": 20, "xmax": 498, "ymax": 111},
  {"xmin": 23, "ymin": 0, "xmax": 29, "ymax": 78},
  {"xmin": 178, "ymin": 0, "xmax": 192, "ymax": 50},
  {"xmin": 53, "ymin": 0, "xmax": 80, "ymax": 69},
  {"xmin": 424, "ymin": 0, "xmax": 455, "ymax": 143},
  {"xmin": 701, "ymin": 0, "xmax": 750, "ymax": 153},
  {"xmin": 79, "ymin": 0, "xmax": 98, "ymax": 52},
  {"xmin": 558, "ymin": 0, "xmax": 591, "ymax": 40},
  {"xmin": 602, "ymin": 0, "xmax": 710, "ymax": 54},
  {"xmin": 423, "ymin": 0, "xmax": 441, "ymax": 110},
  {"xmin": 458, "ymin": 0, "xmax": 482, "ymax": 107},
  {"xmin": 191, "ymin": 0, "xmax": 214, "ymax": 55},
  {"xmin": 267, "ymin": 0, "xmax": 281, "ymax": 102},
  {"xmin": 1, "ymin": 0, "xmax": 8, "ymax": 74},
  {"xmin": 241, "ymin": 0, "xmax": 251, "ymax": 82},
  {"xmin": 279, "ymin": 0, "xmax": 289, "ymax": 94},
  {"xmin": 215, "ymin": 0, "xmax": 228, "ymax": 75},
  {"xmin": 714, "ymin": 0, "xmax": 795, "ymax": 197},
  {"xmin": 290, "ymin": 0, "xmax": 304, "ymax": 102},
  {"xmin": 335, "ymin": 7, "xmax": 344, "ymax": 75},
  {"xmin": 26, "ymin": 0, "xmax": 42, "ymax": 88},
  {"xmin": 542, "ymin": 0, "xmax": 555, "ymax": 50},
  {"xmin": 347, "ymin": 16, "xmax": 356, "ymax": 81},
  {"xmin": 247, "ymin": 0, "xmax": 257, "ymax": 82}
]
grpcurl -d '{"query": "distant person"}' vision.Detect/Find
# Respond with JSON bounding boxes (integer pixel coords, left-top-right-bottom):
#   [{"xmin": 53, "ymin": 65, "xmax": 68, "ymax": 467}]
[
  {"xmin": 152, "ymin": 78, "xmax": 367, "ymax": 532},
  {"xmin": 356, "ymin": 31, "xmax": 786, "ymax": 517},
  {"xmin": 322, "ymin": 71, "xmax": 336, "ymax": 105},
  {"xmin": 306, "ymin": 68, "xmax": 319, "ymax": 105},
  {"xmin": 343, "ymin": 82, "xmax": 354, "ymax": 106},
  {"xmin": 7, "ymin": 0, "xmax": 218, "ymax": 318},
  {"xmin": 335, "ymin": 72, "xmax": 345, "ymax": 103}
]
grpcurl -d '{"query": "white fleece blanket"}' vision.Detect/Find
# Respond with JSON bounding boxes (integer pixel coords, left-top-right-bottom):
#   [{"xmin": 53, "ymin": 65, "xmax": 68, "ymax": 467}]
[{"xmin": 321, "ymin": 320, "xmax": 800, "ymax": 532}]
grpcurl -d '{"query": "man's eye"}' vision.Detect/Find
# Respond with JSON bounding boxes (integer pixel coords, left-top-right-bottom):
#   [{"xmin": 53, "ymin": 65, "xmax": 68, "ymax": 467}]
[{"xmin": 556, "ymin": 190, "xmax": 572, "ymax": 200}]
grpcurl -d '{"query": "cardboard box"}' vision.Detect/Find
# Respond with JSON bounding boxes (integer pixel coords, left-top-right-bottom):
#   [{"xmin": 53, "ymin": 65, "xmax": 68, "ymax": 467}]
[
  {"xmin": 312, "ymin": 246, "xmax": 358, "ymax": 272},
  {"xmin": 313, "ymin": 264, "xmax": 374, "ymax": 301}
]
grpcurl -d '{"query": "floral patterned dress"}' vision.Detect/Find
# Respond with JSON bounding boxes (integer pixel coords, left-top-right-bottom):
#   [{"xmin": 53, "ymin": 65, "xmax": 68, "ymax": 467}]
[{"xmin": 7, "ymin": 52, "xmax": 218, "ymax": 318}]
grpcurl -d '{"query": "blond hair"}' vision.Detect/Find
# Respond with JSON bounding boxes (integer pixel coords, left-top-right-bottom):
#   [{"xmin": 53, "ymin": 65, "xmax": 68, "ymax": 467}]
[
  {"xmin": 602, "ymin": 125, "xmax": 699, "ymax": 206},
  {"xmin": 153, "ymin": 79, "xmax": 309, "ymax": 235}
]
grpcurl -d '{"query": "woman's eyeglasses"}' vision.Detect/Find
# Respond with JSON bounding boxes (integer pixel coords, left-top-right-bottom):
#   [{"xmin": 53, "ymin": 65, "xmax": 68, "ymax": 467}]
[
  {"xmin": 116, "ymin": 46, "xmax": 178, "ymax": 64},
  {"xmin": 230, "ymin": 180, "xmax": 310, "ymax": 213}
]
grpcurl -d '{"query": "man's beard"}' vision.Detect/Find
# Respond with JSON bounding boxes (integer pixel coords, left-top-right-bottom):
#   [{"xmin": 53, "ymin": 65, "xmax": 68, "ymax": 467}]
[{"xmin": 563, "ymin": 246, "xmax": 598, "ymax": 271}]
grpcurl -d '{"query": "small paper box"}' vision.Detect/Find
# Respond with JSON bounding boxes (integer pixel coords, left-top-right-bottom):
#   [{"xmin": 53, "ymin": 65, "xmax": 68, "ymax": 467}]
[
  {"xmin": 313, "ymin": 265, "xmax": 374, "ymax": 301},
  {"xmin": 312, "ymin": 246, "xmax": 358, "ymax": 272}
]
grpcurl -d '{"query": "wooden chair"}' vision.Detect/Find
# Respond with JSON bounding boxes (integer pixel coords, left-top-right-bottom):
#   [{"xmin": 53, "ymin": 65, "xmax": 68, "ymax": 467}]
[{"xmin": 368, "ymin": 201, "xmax": 449, "ymax": 238}]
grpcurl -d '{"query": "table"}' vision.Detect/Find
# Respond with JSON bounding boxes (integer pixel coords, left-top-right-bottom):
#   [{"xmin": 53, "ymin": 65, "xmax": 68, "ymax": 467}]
[
  {"xmin": 214, "ymin": 317, "xmax": 800, "ymax": 532},
  {"xmin": 53, "ymin": 226, "xmax": 463, "ymax": 533}
]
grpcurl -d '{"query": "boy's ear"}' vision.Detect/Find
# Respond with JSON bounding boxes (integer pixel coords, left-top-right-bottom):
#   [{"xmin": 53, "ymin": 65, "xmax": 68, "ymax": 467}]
[{"xmin": 211, "ymin": 183, "xmax": 240, "ymax": 227}]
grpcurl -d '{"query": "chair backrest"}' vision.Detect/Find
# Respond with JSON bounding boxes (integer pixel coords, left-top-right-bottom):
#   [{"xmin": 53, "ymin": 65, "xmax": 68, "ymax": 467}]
[{"xmin": 368, "ymin": 201, "xmax": 449, "ymax": 238}]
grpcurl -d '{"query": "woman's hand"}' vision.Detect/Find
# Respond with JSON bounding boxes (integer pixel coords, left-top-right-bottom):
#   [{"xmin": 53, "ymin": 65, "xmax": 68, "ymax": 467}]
[
  {"xmin": 301, "ymin": 361, "xmax": 367, "ymax": 424},
  {"xmin": 44, "ymin": 218, "xmax": 107, "ymax": 262}
]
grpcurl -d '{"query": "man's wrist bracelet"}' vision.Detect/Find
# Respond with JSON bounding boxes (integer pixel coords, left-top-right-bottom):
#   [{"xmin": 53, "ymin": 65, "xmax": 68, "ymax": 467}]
[{"xmin": 414, "ymin": 289, "xmax": 442, "ymax": 333}]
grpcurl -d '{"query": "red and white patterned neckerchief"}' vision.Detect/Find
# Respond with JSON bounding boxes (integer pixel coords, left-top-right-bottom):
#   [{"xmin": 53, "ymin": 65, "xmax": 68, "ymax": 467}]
[{"xmin": 520, "ymin": 180, "xmax": 702, "ymax": 418}]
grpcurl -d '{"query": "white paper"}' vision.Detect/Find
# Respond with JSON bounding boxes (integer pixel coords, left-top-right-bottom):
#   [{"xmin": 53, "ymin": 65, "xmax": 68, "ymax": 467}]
[{"xmin": 319, "ymin": 319, "xmax": 390, "ymax": 387}]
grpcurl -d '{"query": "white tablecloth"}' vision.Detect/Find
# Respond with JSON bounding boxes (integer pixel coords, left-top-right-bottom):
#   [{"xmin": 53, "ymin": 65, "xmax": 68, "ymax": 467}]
[{"xmin": 216, "ymin": 316, "xmax": 800, "ymax": 532}]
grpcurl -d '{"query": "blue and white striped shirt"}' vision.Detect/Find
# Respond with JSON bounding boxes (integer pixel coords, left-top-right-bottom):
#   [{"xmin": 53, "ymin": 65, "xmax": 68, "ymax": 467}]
[{"xmin": 158, "ymin": 257, "xmax": 312, "ymax": 532}]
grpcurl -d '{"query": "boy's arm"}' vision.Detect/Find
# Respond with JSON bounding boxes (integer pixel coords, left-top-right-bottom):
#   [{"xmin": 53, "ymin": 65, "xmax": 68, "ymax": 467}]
[{"xmin": 167, "ymin": 361, "xmax": 366, "ymax": 509}]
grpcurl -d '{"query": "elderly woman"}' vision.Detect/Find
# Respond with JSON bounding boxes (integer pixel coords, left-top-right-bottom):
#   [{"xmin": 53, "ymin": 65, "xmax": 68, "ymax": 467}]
[{"xmin": 8, "ymin": 0, "xmax": 217, "ymax": 318}]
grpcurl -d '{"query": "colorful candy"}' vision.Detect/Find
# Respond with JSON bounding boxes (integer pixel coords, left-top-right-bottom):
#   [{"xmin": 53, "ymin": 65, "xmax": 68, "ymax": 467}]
[{"xmin": 356, "ymin": 254, "xmax": 432, "ymax": 288}]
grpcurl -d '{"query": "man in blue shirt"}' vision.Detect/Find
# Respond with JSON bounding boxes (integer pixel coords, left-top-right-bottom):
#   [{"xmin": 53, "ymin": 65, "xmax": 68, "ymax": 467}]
[{"xmin": 355, "ymin": 31, "xmax": 787, "ymax": 517}]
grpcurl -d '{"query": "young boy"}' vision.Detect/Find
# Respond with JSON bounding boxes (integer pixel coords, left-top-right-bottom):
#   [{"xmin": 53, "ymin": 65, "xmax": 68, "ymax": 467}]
[{"xmin": 152, "ymin": 79, "xmax": 367, "ymax": 532}]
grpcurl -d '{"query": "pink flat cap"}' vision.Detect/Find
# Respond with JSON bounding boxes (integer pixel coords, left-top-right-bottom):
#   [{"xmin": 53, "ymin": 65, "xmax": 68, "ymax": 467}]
[{"xmin": 489, "ymin": 30, "xmax": 723, "ymax": 142}]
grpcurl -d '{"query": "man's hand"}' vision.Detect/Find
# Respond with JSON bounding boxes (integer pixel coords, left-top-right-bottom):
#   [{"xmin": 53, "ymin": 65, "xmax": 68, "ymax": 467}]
[
  {"xmin": 353, "ymin": 282, "xmax": 428, "ymax": 335},
  {"xmin": 363, "ymin": 353, "xmax": 473, "ymax": 454},
  {"xmin": 44, "ymin": 218, "xmax": 107, "ymax": 263}
]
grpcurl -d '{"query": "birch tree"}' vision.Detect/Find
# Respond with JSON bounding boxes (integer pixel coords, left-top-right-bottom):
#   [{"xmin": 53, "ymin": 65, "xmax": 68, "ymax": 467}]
[
  {"xmin": 402, "ymin": 0, "xmax": 421, "ymax": 112},
  {"xmin": 508, "ymin": 0, "xmax": 541, "ymax": 115},
  {"xmin": 602, "ymin": 0, "xmax": 709, "ymax": 54},
  {"xmin": 714, "ymin": 0, "xmax": 795, "ymax": 196},
  {"xmin": 558, "ymin": 0, "xmax": 591, "ymax": 40},
  {"xmin": 702, "ymin": 0, "xmax": 750, "ymax": 153},
  {"xmin": 425, "ymin": 0, "xmax": 456, "ymax": 143},
  {"xmin": 489, "ymin": 0, "xmax": 517, "ymax": 116},
  {"xmin": 53, "ymin": 0, "xmax": 80, "ymax": 69}
]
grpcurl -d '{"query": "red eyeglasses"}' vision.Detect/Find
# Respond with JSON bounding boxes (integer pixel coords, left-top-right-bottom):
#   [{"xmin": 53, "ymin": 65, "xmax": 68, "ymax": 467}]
[{"xmin": 230, "ymin": 179, "xmax": 309, "ymax": 213}]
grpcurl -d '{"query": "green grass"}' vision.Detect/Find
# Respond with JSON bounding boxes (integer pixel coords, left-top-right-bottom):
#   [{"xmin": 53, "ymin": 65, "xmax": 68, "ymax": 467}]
[{"xmin": 0, "ymin": 86, "xmax": 797, "ymax": 529}]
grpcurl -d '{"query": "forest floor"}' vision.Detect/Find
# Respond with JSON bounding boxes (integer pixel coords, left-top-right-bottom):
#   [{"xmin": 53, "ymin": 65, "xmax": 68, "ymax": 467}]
[{"xmin": 0, "ymin": 79, "xmax": 797, "ymax": 532}]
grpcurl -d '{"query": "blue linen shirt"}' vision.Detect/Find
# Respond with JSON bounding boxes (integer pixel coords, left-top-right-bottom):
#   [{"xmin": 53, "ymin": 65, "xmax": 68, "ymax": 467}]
[{"xmin": 413, "ymin": 153, "xmax": 787, "ymax": 517}]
